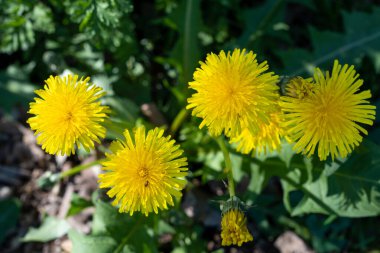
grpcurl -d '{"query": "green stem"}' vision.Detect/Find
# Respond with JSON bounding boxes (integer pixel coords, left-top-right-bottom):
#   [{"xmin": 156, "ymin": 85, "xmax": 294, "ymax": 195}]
[
  {"xmin": 59, "ymin": 158, "xmax": 106, "ymax": 179},
  {"xmin": 216, "ymin": 136, "xmax": 235, "ymax": 197},
  {"xmin": 281, "ymin": 174, "xmax": 338, "ymax": 216},
  {"xmin": 169, "ymin": 108, "xmax": 189, "ymax": 136},
  {"xmin": 114, "ymin": 216, "xmax": 144, "ymax": 253}
]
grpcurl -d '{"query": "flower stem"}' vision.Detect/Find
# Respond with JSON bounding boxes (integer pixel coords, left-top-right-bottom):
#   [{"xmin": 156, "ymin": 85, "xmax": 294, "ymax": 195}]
[
  {"xmin": 216, "ymin": 136, "xmax": 236, "ymax": 197},
  {"xmin": 169, "ymin": 108, "xmax": 189, "ymax": 136},
  {"xmin": 37, "ymin": 158, "xmax": 107, "ymax": 189},
  {"xmin": 59, "ymin": 158, "xmax": 106, "ymax": 179},
  {"xmin": 114, "ymin": 216, "xmax": 144, "ymax": 253}
]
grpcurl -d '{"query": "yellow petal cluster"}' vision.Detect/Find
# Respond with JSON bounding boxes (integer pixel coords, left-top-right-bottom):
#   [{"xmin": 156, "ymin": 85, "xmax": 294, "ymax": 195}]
[
  {"xmin": 230, "ymin": 112, "xmax": 284, "ymax": 154},
  {"xmin": 98, "ymin": 126, "xmax": 188, "ymax": 216},
  {"xmin": 281, "ymin": 60, "xmax": 376, "ymax": 160},
  {"xmin": 221, "ymin": 208, "xmax": 253, "ymax": 246},
  {"xmin": 28, "ymin": 75, "xmax": 109, "ymax": 155},
  {"xmin": 187, "ymin": 49, "xmax": 279, "ymax": 138},
  {"xmin": 285, "ymin": 77, "xmax": 315, "ymax": 99}
]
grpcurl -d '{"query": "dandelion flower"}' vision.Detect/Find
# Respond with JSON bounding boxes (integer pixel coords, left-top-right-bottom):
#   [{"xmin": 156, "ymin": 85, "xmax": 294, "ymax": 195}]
[
  {"xmin": 187, "ymin": 49, "xmax": 279, "ymax": 137},
  {"xmin": 221, "ymin": 208, "xmax": 253, "ymax": 246},
  {"xmin": 99, "ymin": 126, "xmax": 188, "ymax": 216},
  {"xmin": 285, "ymin": 77, "xmax": 315, "ymax": 99},
  {"xmin": 280, "ymin": 61, "xmax": 376, "ymax": 160},
  {"xmin": 28, "ymin": 75, "xmax": 109, "ymax": 155},
  {"xmin": 230, "ymin": 112, "xmax": 283, "ymax": 154}
]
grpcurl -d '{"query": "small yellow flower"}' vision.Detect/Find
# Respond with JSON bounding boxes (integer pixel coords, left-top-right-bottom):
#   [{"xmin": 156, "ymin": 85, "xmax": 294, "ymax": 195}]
[
  {"xmin": 221, "ymin": 208, "xmax": 253, "ymax": 246},
  {"xmin": 28, "ymin": 75, "xmax": 109, "ymax": 155},
  {"xmin": 280, "ymin": 60, "xmax": 376, "ymax": 160},
  {"xmin": 285, "ymin": 77, "xmax": 315, "ymax": 99},
  {"xmin": 187, "ymin": 49, "xmax": 279, "ymax": 137},
  {"xmin": 230, "ymin": 112, "xmax": 283, "ymax": 155},
  {"xmin": 98, "ymin": 126, "xmax": 188, "ymax": 216}
]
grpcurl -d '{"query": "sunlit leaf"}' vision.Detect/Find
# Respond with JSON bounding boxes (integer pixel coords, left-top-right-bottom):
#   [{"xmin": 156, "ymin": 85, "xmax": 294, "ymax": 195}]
[{"xmin": 22, "ymin": 216, "xmax": 70, "ymax": 242}]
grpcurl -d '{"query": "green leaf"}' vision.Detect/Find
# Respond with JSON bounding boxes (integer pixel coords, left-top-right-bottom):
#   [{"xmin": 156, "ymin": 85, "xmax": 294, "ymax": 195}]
[
  {"xmin": 91, "ymin": 199, "xmax": 131, "ymax": 238},
  {"xmin": 246, "ymin": 140, "xmax": 380, "ymax": 217},
  {"xmin": 65, "ymin": 0, "xmax": 132, "ymax": 31},
  {"xmin": 326, "ymin": 142, "xmax": 380, "ymax": 207},
  {"xmin": 235, "ymin": 0, "xmax": 286, "ymax": 49},
  {"xmin": 278, "ymin": 7, "xmax": 380, "ymax": 75},
  {"xmin": 91, "ymin": 199, "xmax": 158, "ymax": 252},
  {"xmin": 22, "ymin": 216, "xmax": 70, "ymax": 242},
  {"xmin": 67, "ymin": 194, "xmax": 93, "ymax": 217},
  {"xmin": 0, "ymin": 64, "xmax": 37, "ymax": 113},
  {"xmin": 281, "ymin": 141, "xmax": 380, "ymax": 217},
  {"xmin": 306, "ymin": 215, "xmax": 348, "ymax": 252},
  {"xmin": 230, "ymin": 152, "xmax": 244, "ymax": 182},
  {"xmin": 69, "ymin": 229, "xmax": 118, "ymax": 253},
  {"xmin": 103, "ymin": 96, "xmax": 139, "ymax": 123},
  {"xmin": 102, "ymin": 96, "xmax": 139, "ymax": 139},
  {"xmin": 0, "ymin": 198, "xmax": 20, "ymax": 244},
  {"xmin": 245, "ymin": 142, "xmax": 296, "ymax": 196},
  {"xmin": 157, "ymin": 220, "xmax": 175, "ymax": 234},
  {"xmin": 64, "ymin": 0, "xmax": 134, "ymax": 47},
  {"xmin": 0, "ymin": 1, "xmax": 54, "ymax": 53},
  {"xmin": 170, "ymin": 0, "xmax": 203, "ymax": 84}
]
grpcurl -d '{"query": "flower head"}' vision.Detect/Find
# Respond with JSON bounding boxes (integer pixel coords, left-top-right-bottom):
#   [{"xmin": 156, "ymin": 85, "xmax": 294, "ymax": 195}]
[
  {"xmin": 221, "ymin": 208, "xmax": 253, "ymax": 246},
  {"xmin": 28, "ymin": 75, "xmax": 109, "ymax": 155},
  {"xmin": 98, "ymin": 126, "xmax": 188, "ymax": 216},
  {"xmin": 285, "ymin": 77, "xmax": 315, "ymax": 99},
  {"xmin": 280, "ymin": 60, "xmax": 376, "ymax": 160},
  {"xmin": 230, "ymin": 112, "xmax": 284, "ymax": 155},
  {"xmin": 187, "ymin": 49, "xmax": 279, "ymax": 137}
]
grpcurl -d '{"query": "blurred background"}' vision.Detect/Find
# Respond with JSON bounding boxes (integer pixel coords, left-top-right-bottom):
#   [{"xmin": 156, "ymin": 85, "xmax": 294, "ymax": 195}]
[{"xmin": 1, "ymin": 0, "xmax": 380, "ymax": 252}]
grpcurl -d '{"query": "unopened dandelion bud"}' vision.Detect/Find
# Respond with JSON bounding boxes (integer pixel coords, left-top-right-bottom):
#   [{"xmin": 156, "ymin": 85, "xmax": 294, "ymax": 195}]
[
  {"xmin": 285, "ymin": 77, "xmax": 315, "ymax": 99},
  {"xmin": 220, "ymin": 197, "xmax": 253, "ymax": 246}
]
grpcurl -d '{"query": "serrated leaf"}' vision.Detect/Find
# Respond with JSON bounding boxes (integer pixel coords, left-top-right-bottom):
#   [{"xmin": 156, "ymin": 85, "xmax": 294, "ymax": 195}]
[
  {"xmin": 22, "ymin": 216, "xmax": 70, "ymax": 242},
  {"xmin": 64, "ymin": 0, "xmax": 134, "ymax": 47},
  {"xmin": 281, "ymin": 141, "xmax": 380, "ymax": 217},
  {"xmin": 246, "ymin": 140, "xmax": 380, "ymax": 217},
  {"xmin": 0, "ymin": 1, "xmax": 53, "ymax": 53}
]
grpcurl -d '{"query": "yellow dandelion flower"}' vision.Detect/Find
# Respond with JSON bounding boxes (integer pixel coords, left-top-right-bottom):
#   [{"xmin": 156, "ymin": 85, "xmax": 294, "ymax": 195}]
[
  {"xmin": 221, "ymin": 208, "xmax": 253, "ymax": 246},
  {"xmin": 28, "ymin": 75, "xmax": 109, "ymax": 155},
  {"xmin": 230, "ymin": 112, "xmax": 283, "ymax": 154},
  {"xmin": 187, "ymin": 49, "xmax": 279, "ymax": 137},
  {"xmin": 285, "ymin": 77, "xmax": 315, "ymax": 99},
  {"xmin": 98, "ymin": 126, "xmax": 188, "ymax": 216},
  {"xmin": 280, "ymin": 60, "xmax": 376, "ymax": 160}
]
